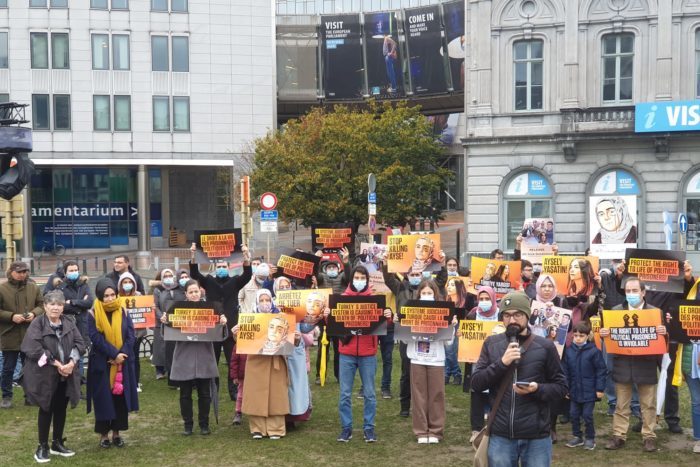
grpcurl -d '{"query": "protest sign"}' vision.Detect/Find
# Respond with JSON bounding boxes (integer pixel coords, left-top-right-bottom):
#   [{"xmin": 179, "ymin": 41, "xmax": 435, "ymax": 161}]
[
  {"xmin": 164, "ymin": 301, "xmax": 226, "ymax": 342},
  {"xmin": 541, "ymin": 256, "xmax": 599, "ymax": 296},
  {"xmin": 624, "ymin": 248, "xmax": 685, "ymax": 293},
  {"xmin": 311, "ymin": 223, "xmax": 355, "ymax": 251},
  {"xmin": 668, "ymin": 300, "xmax": 700, "ymax": 344},
  {"xmin": 395, "ymin": 300, "xmax": 455, "ymax": 342},
  {"xmin": 602, "ymin": 309, "xmax": 666, "ymax": 356},
  {"xmin": 122, "ymin": 295, "xmax": 155, "ymax": 330},
  {"xmin": 326, "ymin": 295, "xmax": 387, "ymax": 336},
  {"xmin": 457, "ymin": 320, "xmax": 502, "ymax": 363},
  {"xmin": 589, "ymin": 195, "xmax": 637, "ymax": 259},
  {"xmin": 276, "ymin": 250, "xmax": 320, "ymax": 287},
  {"xmin": 368, "ymin": 271, "xmax": 390, "ymax": 293},
  {"xmin": 194, "ymin": 229, "xmax": 242, "ymax": 263},
  {"xmin": 521, "ymin": 218, "xmax": 555, "ymax": 245},
  {"xmin": 276, "ymin": 288, "xmax": 332, "ymax": 324},
  {"xmin": 359, "ymin": 242, "xmax": 388, "ymax": 272},
  {"xmin": 590, "ymin": 315, "xmax": 602, "ymax": 350},
  {"xmin": 470, "ymin": 257, "xmax": 521, "ymax": 298},
  {"xmin": 530, "ymin": 300, "xmax": 572, "ymax": 356},
  {"xmin": 235, "ymin": 313, "xmax": 296, "ymax": 356},
  {"xmin": 386, "ymin": 234, "xmax": 442, "ymax": 273}
]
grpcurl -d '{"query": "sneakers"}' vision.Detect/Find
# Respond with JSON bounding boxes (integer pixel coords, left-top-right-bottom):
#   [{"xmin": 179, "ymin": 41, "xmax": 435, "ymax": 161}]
[
  {"xmin": 200, "ymin": 427, "xmax": 211, "ymax": 436},
  {"xmin": 252, "ymin": 432, "xmax": 263, "ymax": 440},
  {"xmin": 337, "ymin": 428, "xmax": 352, "ymax": 442},
  {"xmin": 182, "ymin": 427, "xmax": 193, "ymax": 436},
  {"xmin": 428, "ymin": 436, "xmax": 439, "ymax": 444},
  {"xmin": 232, "ymin": 412, "xmax": 242, "ymax": 425},
  {"xmin": 565, "ymin": 437, "xmax": 584, "ymax": 448},
  {"xmin": 693, "ymin": 440, "xmax": 700, "ymax": 453},
  {"xmin": 643, "ymin": 438, "xmax": 657, "ymax": 452},
  {"xmin": 0, "ymin": 398, "xmax": 11, "ymax": 409},
  {"xmin": 417, "ymin": 436, "xmax": 429, "ymax": 444},
  {"xmin": 315, "ymin": 377, "xmax": 321, "ymax": 385},
  {"xmin": 363, "ymin": 428, "xmax": 377, "ymax": 443},
  {"xmin": 112, "ymin": 436, "xmax": 125, "ymax": 448},
  {"xmin": 399, "ymin": 409, "xmax": 409, "ymax": 418},
  {"xmin": 584, "ymin": 439, "xmax": 596, "ymax": 450},
  {"xmin": 34, "ymin": 444, "xmax": 50, "ymax": 463},
  {"xmin": 356, "ymin": 390, "xmax": 364, "ymax": 399},
  {"xmin": 49, "ymin": 440, "xmax": 75, "ymax": 457},
  {"xmin": 381, "ymin": 389, "xmax": 392, "ymax": 399},
  {"xmin": 155, "ymin": 373, "xmax": 167, "ymax": 380},
  {"xmin": 667, "ymin": 422, "xmax": 683, "ymax": 434},
  {"xmin": 269, "ymin": 435, "xmax": 281, "ymax": 440},
  {"xmin": 605, "ymin": 437, "xmax": 625, "ymax": 450},
  {"xmin": 136, "ymin": 383, "xmax": 143, "ymax": 393}
]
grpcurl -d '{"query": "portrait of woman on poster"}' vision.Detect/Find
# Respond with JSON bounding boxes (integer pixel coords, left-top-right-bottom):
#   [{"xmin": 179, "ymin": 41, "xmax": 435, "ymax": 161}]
[
  {"xmin": 592, "ymin": 197, "xmax": 637, "ymax": 244},
  {"xmin": 566, "ymin": 259, "xmax": 595, "ymax": 297},
  {"xmin": 493, "ymin": 264, "xmax": 510, "ymax": 283}
]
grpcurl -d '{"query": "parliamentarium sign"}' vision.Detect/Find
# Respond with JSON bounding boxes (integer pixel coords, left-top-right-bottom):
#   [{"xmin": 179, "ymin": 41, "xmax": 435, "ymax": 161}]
[{"xmin": 635, "ymin": 100, "xmax": 700, "ymax": 132}]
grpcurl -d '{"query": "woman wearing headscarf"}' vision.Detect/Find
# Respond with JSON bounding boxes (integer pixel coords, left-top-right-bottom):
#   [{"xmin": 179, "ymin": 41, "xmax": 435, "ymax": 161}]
[
  {"xmin": 118, "ymin": 272, "xmax": 144, "ymax": 392},
  {"xmin": 233, "ymin": 289, "xmax": 292, "ymax": 439},
  {"xmin": 153, "ymin": 269, "xmax": 188, "ymax": 385},
  {"xmin": 87, "ymin": 278, "xmax": 139, "ymax": 449},
  {"xmin": 21, "ymin": 290, "xmax": 85, "ymax": 462}
]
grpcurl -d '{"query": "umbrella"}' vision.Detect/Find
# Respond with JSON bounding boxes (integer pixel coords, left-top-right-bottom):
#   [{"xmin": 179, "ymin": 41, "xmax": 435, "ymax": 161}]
[{"xmin": 210, "ymin": 378, "xmax": 220, "ymax": 424}]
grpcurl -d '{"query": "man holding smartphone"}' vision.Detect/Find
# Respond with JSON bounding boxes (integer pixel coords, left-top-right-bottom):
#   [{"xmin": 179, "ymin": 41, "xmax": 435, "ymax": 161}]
[{"xmin": 472, "ymin": 292, "xmax": 567, "ymax": 467}]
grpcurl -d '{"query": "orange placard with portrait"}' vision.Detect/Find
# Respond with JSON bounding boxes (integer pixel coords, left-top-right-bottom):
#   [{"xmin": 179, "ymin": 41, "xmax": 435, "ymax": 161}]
[
  {"xmin": 601, "ymin": 309, "xmax": 666, "ymax": 356},
  {"xmin": 541, "ymin": 256, "xmax": 600, "ymax": 296},
  {"xmin": 470, "ymin": 257, "xmax": 521, "ymax": 298},
  {"xmin": 458, "ymin": 320, "xmax": 502, "ymax": 363},
  {"xmin": 122, "ymin": 295, "xmax": 156, "ymax": 329},
  {"xmin": 590, "ymin": 315, "xmax": 602, "ymax": 350},
  {"xmin": 235, "ymin": 313, "xmax": 296, "ymax": 356},
  {"xmin": 386, "ymin": 234, "xmax": 442, "ymax": 273},
  {"xmin": 276, "ymin": 288, "xmax": 332, "ymax": 324}
]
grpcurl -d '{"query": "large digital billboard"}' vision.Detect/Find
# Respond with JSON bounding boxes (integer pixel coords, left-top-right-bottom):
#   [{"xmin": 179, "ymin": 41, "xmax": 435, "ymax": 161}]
[
  {"xmin": 442, "ymin": 0, "xmax": 465, "ymax": 92},
  {"xmin": 320, "ymin": 14, "xmax": 364, "ymax": 99},
  {"xmin": 404, "ymin": 5, "xmax": 449, "ymax": 95},
  {"xmin": 364, "ymin": 11, "xmax": 404, "ymax": 98}
]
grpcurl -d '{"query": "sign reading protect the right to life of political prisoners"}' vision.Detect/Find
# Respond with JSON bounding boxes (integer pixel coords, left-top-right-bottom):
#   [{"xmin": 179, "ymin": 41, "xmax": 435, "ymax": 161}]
[
  {"xmin": 624, "ymin": 248, "xmax": 685, "ymax": 293},
  {"xmin": 668, "ymin": 300, "xmax": 700, "ymax": 344},
  {"xmin": 601, "ymin": 309, "xmax": 666, "ymax": 356},
  {"xmin": 194, "ymin": 229, "xmax": 242, "ymax": 263},
  {"xmin": 395, "ymin": 300, "xmax": 455, "ymax": 342},
  {"xmin": 326, "ymin": 295, "xmax": 387, "ymax": 337},
  {"xmin": 276, "ymin": 250, "xmax": 320, "ymax": 287},
  {"xmin": 164, "ymin": 301, "xmax": 226, "ymax": 342}
]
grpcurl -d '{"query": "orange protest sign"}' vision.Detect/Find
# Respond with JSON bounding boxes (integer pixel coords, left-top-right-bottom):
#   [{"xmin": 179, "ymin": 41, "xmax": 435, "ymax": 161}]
[
  {"xmin": 276, "ymin": 288, "xmax": 332, "ymax": 323},
  {"xmin": 457, "ymin": 320, "xmax": 502, "ymax": 363},
  {"xmin": 235, "ymin": 313, "xmax": 297, "ymax": 356},
  {"xmin": 122, "ymin": 295, "xmax": 156, "ymax": 329},
  {"xmin": 590, "ymin": 315, "xmax": 602, "ymax": 350},
  {"xmin": 386, "ymin": 234, "xmax": 442, "ymax": 273},
  {"xmin": 541, "ymin": 256, "xmax": 599, "ymax": 296},
  {"xmin": 602, "ymin": 309, "xmax": 666, "ymax": 356},
  {"xmin": 470, "ymin": 257, "xmax": 521, "ymax": 298}
]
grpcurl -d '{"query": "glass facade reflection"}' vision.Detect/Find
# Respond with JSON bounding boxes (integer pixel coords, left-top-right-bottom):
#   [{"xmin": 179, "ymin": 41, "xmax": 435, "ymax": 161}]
[{"xmin": 277, "ymin": 0, "xmax": 446, "ymax": 15}]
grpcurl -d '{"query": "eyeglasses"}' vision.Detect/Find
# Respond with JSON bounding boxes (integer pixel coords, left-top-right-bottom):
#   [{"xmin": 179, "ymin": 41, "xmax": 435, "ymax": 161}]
[{"xmin": 502, "ymin": 311, "xmax": 526, "ymax": 320}]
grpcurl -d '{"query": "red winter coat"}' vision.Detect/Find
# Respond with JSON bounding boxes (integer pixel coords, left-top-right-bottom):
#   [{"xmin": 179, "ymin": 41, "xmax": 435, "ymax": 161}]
[
  {"xmin": 337, "ymin": 284, "xmax": 391, "ymax": 357},
  {"xmin": 229, "ymin": 344, "xmax": 247, "ymax": 380}
]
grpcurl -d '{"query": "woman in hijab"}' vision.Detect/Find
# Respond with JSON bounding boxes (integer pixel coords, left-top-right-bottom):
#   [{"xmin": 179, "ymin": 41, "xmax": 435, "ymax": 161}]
[
  {"xmin": 233, "ymin": 289, "xmax": 293, "ymax": 439},
  {"xmin": 87, "ymin": 278, "xmax": 139, "ymax": 449},
  {"xmin": 118, "ymin": 272, "xmax": 144, "ymax": 392},
  {"xmin": 21, "ymin": 290, "xmax": 84, "ymax": 462}
]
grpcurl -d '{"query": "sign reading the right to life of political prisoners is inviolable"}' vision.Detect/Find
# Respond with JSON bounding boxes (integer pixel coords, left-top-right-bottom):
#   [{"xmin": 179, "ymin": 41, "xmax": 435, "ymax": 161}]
[
  {"xmin": 394, "ymin": 300, "xmax": 455, "ymax": 342},
  {"xmin": 602, "ymin": 309, "xmax": 666, "ymax": 356},
  {"xmin": 668, "ymin": 300, "xmax": 700, "ymax": 344},
  {"xmin": 194, "ymin": 229, "xmax": 243, "ymax": 263},
  {"xmin": 326, "ymin": 295, "xmax": 387, "ymax": 337},
  {"xmin": 164, "ymin": 301, "xmax": 226, "ymax": 342},
  {"xmin": 624, "ymin": 248, "xmax": 685, "ymax": 293}
]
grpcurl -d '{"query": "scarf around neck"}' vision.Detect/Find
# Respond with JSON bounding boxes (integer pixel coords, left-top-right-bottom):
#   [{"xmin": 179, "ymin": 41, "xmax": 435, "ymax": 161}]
[{"xmin": 94, "ymin": 298, "xmax": 123, "ymax": 388}]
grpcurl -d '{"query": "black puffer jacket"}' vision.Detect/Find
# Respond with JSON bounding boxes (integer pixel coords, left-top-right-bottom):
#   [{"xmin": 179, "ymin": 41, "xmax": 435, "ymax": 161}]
[{"xmin": 471, "ymin": 331, "xmax": 568, "ymax": 440}]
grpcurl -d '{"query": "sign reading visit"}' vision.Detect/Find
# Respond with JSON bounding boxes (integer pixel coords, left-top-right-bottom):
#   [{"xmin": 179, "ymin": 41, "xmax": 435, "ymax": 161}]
[{"xmin": 635, "ymin": 100, "xmax": 700, "ymax": 133}]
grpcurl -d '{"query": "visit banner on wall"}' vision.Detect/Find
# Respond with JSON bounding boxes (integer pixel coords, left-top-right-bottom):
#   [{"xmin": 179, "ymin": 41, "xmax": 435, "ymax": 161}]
[
  {"xmin": 364, "ymin": 11, "xmax": 404, "ymax": 97},
  {"xmin": 404, "ymin": 5, "xmax": 448, "ymax": 95},
  {"xmin": 276, "ymin": 288, "xmax": 332, "ymax": 324},
  {"xmin": 235, "ymin": 313, "xmax": 296, "ymax": 356},
  {"xmin": 668, "ymin": 300, "xmax": 700, "ymax": 344},
  {"xmin": 541, "ymin": 256, "xmax": 600, "ymax": 296},
  {"xmin": 395, "ymin": 300, "xmax": 455, "ymax": 342},
  {"xmin": 624, "ymin": 248, "xmax": 685, "ymax": 293},
  {"xmin": 589, "ymin": 195, "xmax": 638, "ymax": 259},
  {"xmin": 386, "ymin": 234, "xmax": 442, "ymax": 273},
  {"xmin": 321, "ymin": 14, "xmax": 364, "ymax": 100},
  {"xmin": 601, "ymin": 309, "xmax": 666, "ymax": 356},
  {"xmin": 311, "ymin": 223, "xmax": 355, "ymax": 251},
  {"xmin": 530, "ymin": 300, "xmax": 572, "ymax": 357},
  {"xmin": 194, "ymin": 229, "xmax": 242, "ymax": 264},
  {"xmin": 164, "ymin": 301, "xmax": 226, "ymax": 342},
  {"xmin": 441, "ymin": 0, "xmax": 465, "ymax": 92},
  {"xmin": 276, "ymin": 250, "xmax": 320, "ymax": 287},
  {"xmin": 520, "ymin": 217, "xmax": 555, "ymax": 264},
  {"xmin": 458, "ymin": 320, "xmax": 503, "ymax": 363},
  {"xmin": 122, "ymin": 295, "xmax": 156, "ymax": 330},
  {"xmin": 326, "ymin": 295, "xmax": 387, "ymax": 337},
  {"xmin": 470, "ymin": 257, "xmax": 521, "ymax": 298}
]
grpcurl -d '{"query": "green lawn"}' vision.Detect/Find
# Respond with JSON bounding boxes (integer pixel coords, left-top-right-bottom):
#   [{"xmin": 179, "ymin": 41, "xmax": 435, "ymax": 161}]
[{"xmin": 0, "ymin": 349, "xmax": 697, "ymax": 466}]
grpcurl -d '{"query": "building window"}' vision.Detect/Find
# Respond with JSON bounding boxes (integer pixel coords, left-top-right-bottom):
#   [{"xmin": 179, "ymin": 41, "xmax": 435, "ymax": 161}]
[
  {"xmin": 30, "ymin": 33, "xmax": 49, "ymax": 69},
  {"xmin": 602, "ymin": 33, "xmax": 634, "ymax": 103},
  {"xmin": 513, "ymin": 39, "xmax": 543, "ymax": 111},
  {"xmin": 151, "ymin": 0, "xmax": 167, "ymax": 11},
  {"xmin": 92, "ymin": 34, "xmax": 109, "ymax": 70},
  {"xmin": 112, "ymin": 0, "xmax": 128, "ymax": 8},
  {"xmin": 53, "ymin": 95, "xmax": 71, "ymax": 130},
  {"xmin": 51, "ymin": 33, "xmax": 69, "ymax": 69},
  {"xmin": 0, "ymin": 94, "xmax": 9, "ymax": 103},
  {"xmin": 171, "ymin": 36, "xmax": 189, "ymax": 72},
  {"xmin": 113, "ymin": 35, "xmax": 130, "ymax": 70},
  {"xmin": 0, "ymin": 0, "xmax": 7, "ymax": 7},
  {"xmin": 30, "ymin": 0, "xmax": 67, "ymax": 7},
  {"xmin": 173, "ymin": 97, "xmax": 189, "ymax": 131},
  {"xmin": 93, "ymin": 95, "xmax": 111, "ymax": 131},
  {"xmin": 151, "ymin": 36, "xmax": 169, "ymax": 71},
  {"xmin": 0, "ymin": 32, "xmax": 7, "ymax": 68},
  {"xmin": 91, "ymin": 0, "xmax": 108, "ymax": 8},
  {"xmin": 30, "ymin": 0, "xmax": 46, "ymax": 6},
  {"xmin": 114, "ymin": 95, "xmax": 131, "ymax": 131},
  {"xmin": 51, "ymin": 0, "xmax": 68, "ymax": 6},
  {"xmin": 32, "ymin": 94, "xmax": 50, "ymax": 130},
  {"xmin": 31, "ymin": 33, "xmax": 69, "ymax": 69},
  {"xmin": 502, "ymin": 171, "xmax": 552, "ymax": 251},
  {"xmin": 152, "ymin": 0, "xmax": 186, "ymax": 12},
  {"xmin": 153, "ymin": 96, "xmax": 170, "ymax": 131}
]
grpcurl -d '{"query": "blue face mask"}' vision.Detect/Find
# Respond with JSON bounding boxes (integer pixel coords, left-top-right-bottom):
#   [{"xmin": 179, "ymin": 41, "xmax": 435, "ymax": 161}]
[
  {"xmin": 251, "ymin": 265, "xmax": 258, "ymax": 275},
  {"xmin": 122, "ymin": 283, "xmax": 134, "ymax": 292},
  {"xmin": 626, "ymin": 293, "xmax": 642, "ymax": 307},
  {"xmin": 327, "ymin": 269, "xmax": 339, "ymax": 278},
  {"xmin": 353, "ymin": 280, "xmax": 367, "ymax": 291},
  {"xmin": 422, "ymin": 271, "xmax": 432, "ymax": 279},
  {"xmin": 216, "ymin": 268, "xmax": 229, "ymax": 279},
  {"xmin": 66, "ymin": 272, "xmax": 79, "ymax": 281},
  {"xmin": 478, "ymin": 301, "xmax": 492, "ymax": 312},
  {"xmin": 163, "ymin": 277, "xmax": 174, "ymax": 287},
  {"xmin": 178, "ymin": 278, "xmax": 188, "ymax": 288},
  {"xmin": 408, "ymin": 276, "xmax": 421, "ymax": 287},
  {"xmin": 447, "ymin": 271, "xmax": 458, "ymax": 277}
]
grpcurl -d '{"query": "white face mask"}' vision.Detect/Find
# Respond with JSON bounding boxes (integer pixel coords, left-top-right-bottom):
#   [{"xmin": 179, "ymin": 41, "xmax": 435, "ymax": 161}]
[{"xmin": 420, "ymin": 294, "xmax": 435, "ymax": 301}]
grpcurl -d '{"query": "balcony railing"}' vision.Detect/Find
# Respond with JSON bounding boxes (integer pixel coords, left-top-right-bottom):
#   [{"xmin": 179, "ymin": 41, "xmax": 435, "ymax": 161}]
[{"xmin": 560, "ymin": 106, "xmax": 635, "ymax": 133}]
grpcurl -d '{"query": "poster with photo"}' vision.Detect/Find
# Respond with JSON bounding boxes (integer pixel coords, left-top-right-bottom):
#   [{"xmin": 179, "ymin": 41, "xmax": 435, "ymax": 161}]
[
  {"xmin": 235, "ymin": 313, "xmax": 296, "ymax": 356},
  {"xmin": 441, "ymin": 0, "xmax": 465, "ymax": 92},
  {"xmin": 358, "ymin": 242, "xmax": 388, "ymax": 272},
  {"xmin": 530, "ymin": 300, "xmax": 572, "ymax": 356},
  {"xmin": 193, "ymin": 229, "xmax": 242, "ymax": 264},
  {"xmin": 589, "ymin": 195, "xmax": 637, "ymax": 259},
  {"xmin": 601, "ymin": 309, "xmax": 666, "ymax": 356},
  {"xmin": 624, "ymin": 248, "xmax": 685, "ymax": 293},
  {"xmin": 541, "ymin": 255, "xmax": 600, "ymax": 297},
  {"xmin": 321, "ymin": 14, "xmax": 364, "ymax": 99},
  {"xmin": 364, "ymin": 11, "xmax": 404, "ymax": 98},
  {"xmin": 386, "ymin": 234, "xmax": 442, "ymax": 273},
  {"xmin": 276, "ymin": 288, "xmax": 332, "ymax": 324},
  {"xmin": 470, "ymin": 257, "xmax": 521, "ymax": 298},
  {"xmin": 404, "ymin": 4, "xmax": 448, "ymax": 95}
]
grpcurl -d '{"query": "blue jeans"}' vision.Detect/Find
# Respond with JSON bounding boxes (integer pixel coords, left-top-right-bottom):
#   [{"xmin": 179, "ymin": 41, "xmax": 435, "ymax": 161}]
[
  {"xmin": 570, "ymin": 400, "xmax": 596, "ymax": 439},
  {"xmin": 604, "ymin": 347, "xmax": 640, "ymax": 417},
  {"xmin": 378, "ymin": 332, "xmax": 394, "ymax": 391},
  {"xmin": 685, "ymin": 372, "xmax": 700, "ymax": 440},
  {"xmin": 339, "ymin": 354, "xmax": 377, "ymax": 430},
  {"xmin": 384, "ymin": 55, "xmax": 397, "ymax": 89},
  {"xmin": 0, "ymin": 352, "xmax": 22, "ymax": 382},
  {"xmin": 488, "ymin": 435, "xmax": 552, "ymax": 467},
  {"xmin": 444, "ymin": 338, "xmax": 461, "ymax": 378},
  {"xmin": 1, "ymin": 351, "xmax": 24, "ymax": 399}
]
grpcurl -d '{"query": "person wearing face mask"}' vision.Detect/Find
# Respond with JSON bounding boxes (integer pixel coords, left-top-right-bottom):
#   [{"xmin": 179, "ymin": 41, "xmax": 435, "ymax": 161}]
[
  {"xmin": 105, "ymin": 255, "xmax": 145, "ymax": 295},
  {"xmin": 238, "ymin": 259, "xmax": 266, "ymax": 314},
  {"xmin": 599, "ymin": 278, "xmax": 667, "ymax": 452},
  {"xmin": 153, "ymin": 269, "xmax": 188, "ymax": 383},
  {"xmin": 117, "ymin": 273, "xmax": 144, "ymax": 393},
  {"xmin": 329, "ymin": 265, "xmax": 393, "ymax": 443},
  {"xmin": 404, "ymin": 281, "xmax": 456, "ymax": 444},
  {"xmin": 315, "ymin": 256, "xmax": 350, "ymax": 385},
  {"xmin": 189, "ymin": 242, "xmax": 252, "ymax": 402},
  {"xmin": 443, "ymin": 257, "xmax": 469, "ymax": 279}
]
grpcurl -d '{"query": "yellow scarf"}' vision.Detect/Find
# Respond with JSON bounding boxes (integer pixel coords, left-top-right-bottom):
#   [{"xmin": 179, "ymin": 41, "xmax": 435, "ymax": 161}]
[
  {"xmin": 320, "ymin": 329, "xmax": 329, "ymax": 387},
  {"xmin": 94, "ymin": 299, "xmax": 123, "ymax": 388},
  {"xmin": 671, "ymin": 278, "xmax": 700, "ymax": 386}
]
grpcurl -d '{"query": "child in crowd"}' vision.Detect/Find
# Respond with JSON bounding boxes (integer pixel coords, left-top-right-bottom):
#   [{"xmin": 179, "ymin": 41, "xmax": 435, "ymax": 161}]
[{"xmin": 229, "ymin": 343, "xmax": 247, "ymax": 426}]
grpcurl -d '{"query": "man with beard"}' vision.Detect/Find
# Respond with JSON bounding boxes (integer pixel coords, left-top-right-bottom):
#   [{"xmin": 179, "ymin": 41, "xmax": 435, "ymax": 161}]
[{"xmin": 471, "ymin": 292, "xmax": 567, "ymax": 466}]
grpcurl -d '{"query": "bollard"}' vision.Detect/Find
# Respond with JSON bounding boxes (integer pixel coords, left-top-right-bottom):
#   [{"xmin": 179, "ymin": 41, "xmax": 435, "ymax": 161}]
[
  {"xmin": 102, "ymin": 259, "xmax": 108, "ymax": 274},
  {"xmin": 154, "ymin": 256, "xmax": 160, "ymax": 272},
  {"xmin": 174, "ymin": 257, "xmax": 179, "ymax": 270},
  {"xmin": 82, "ymin": 259, "xmax": 87, "ymax": 274},
  {"xmin": 456, "ymin": 229, "xmax": 461, "ymax": 259},
  {"xmin": 30, "ymin": 258, "xmax": 35, "ymax": 275}
]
